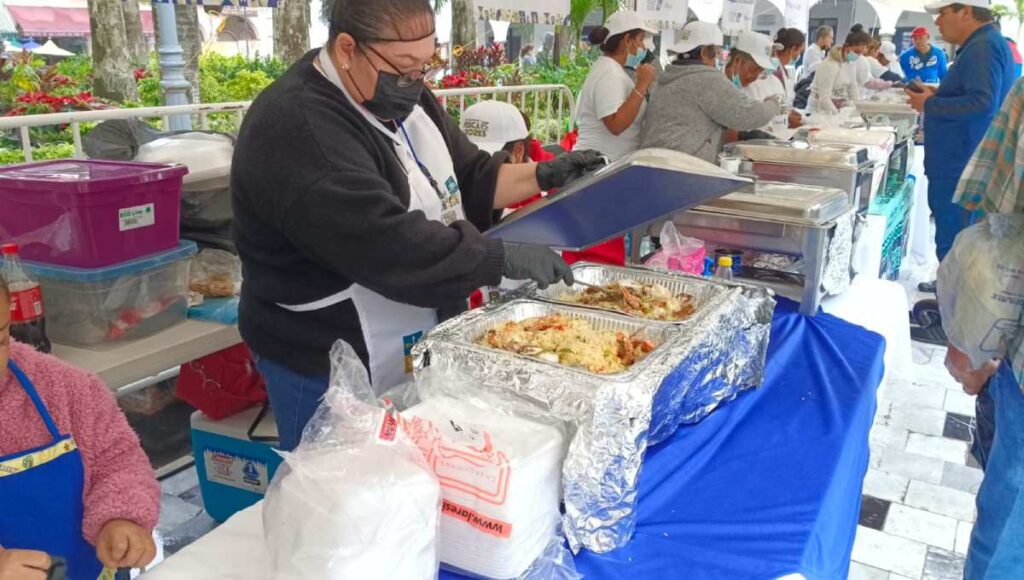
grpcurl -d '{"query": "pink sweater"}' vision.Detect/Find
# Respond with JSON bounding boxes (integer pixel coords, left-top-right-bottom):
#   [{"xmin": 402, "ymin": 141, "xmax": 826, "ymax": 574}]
[{"xmin": 0, "ymin": 342, "xmax": 160, "ymax": 544}]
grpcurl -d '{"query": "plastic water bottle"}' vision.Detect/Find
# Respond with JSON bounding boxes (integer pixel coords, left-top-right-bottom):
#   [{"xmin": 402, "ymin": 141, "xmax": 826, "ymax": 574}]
[
  {"xmin": 714, "ymin": 256, "xmax": 734, "ymax": 281},
  {"xmin": 1, "ymin": 243, "xmax": 52, "ymax": 353}
]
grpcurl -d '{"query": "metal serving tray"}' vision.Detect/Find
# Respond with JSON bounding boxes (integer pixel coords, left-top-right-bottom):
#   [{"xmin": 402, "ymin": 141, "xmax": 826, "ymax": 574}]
[
  {"xmin": 452, "ymin": 299, "xmax": 676, "ymax": 379},
  {"xmin": 529, "ymin": 263, "xmax": 730, "ymax": 324},
  {"xmin": 724, "ymin": 140, "xmax": 869, "ymax": 168},
  {"xmin": 696, "ymin": 181, "xmax": 852, "ymax": 225},
  {"xmin": 485, "ymin": 148, "xmax": 749, "ymax": 250}
]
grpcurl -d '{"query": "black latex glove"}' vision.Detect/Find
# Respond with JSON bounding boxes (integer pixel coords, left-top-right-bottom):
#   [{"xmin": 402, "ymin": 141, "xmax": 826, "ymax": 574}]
[
  {"xmin": 502, "ymin": 243, "xmax": 574, "ymax": 290},
  {"xmin": 535, "ymin": 149, "xmax": 608, "ymax": 191}
]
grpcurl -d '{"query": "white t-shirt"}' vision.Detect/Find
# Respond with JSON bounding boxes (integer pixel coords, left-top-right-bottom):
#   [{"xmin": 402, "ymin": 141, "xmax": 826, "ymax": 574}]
[
  {"xmin": 802, "ymin": 45, "xmax": 827, "ymax": 77},
  {"xmin": 575, "ymin": 56, "xmax": 646, "ymax": 161},
  {"xmin": 744, "ymin": 75, "xmax": 793, "ymax": 138}
]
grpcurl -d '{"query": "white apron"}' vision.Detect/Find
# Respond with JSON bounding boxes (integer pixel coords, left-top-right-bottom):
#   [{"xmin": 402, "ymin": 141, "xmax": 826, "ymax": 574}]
[{"xmin": 279, "ymin": 49, "xmax": 467, "ymax": 394}]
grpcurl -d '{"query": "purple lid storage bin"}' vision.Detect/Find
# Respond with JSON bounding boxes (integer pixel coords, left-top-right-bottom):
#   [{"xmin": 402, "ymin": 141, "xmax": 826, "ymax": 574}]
[{"xmin": 0, "ymin": 159, "xmax": 188, "ymax": 268}]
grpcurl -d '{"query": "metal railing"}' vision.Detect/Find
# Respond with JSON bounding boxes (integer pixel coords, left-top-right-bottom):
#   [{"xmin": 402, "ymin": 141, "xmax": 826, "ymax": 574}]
[{"xmin": 0, "ymin": 84, "xmax": 577, "ymax": 162}]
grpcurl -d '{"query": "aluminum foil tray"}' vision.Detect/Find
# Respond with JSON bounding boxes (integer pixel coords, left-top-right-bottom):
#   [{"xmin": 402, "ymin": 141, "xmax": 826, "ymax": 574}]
[
  {"xmin": 443, "ymin": 299, "xmax": 677, "ymax": 379},
  {"xmin": 414, "ymin": 286, "xmax": 775, "ymax": 555},
  {"xmin": 529, "ymin": 263, "xmax": 730, "ymax": 324}
]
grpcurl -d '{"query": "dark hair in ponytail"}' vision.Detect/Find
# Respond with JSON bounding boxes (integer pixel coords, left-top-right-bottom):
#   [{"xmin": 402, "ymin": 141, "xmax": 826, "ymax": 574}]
[
  {"xmin": 775, "ymin": 27, "xmax": 806, "ymax": 50},
  {"xmin": 328, "ymin": 0, "xmax": 434, "ymax": 44},
  {"xmin": 845, "ymin": 29, "xmax": 873, "ymax": 47},
  {"xmin": 589, "ymin": 25, "xmax": 644, "ymax": 55}
]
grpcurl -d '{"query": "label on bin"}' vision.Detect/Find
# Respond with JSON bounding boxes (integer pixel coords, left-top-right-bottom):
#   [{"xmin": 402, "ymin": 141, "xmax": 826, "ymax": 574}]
[
  {"xmin": 202, "ymin": 449, "xmax": 269, "ymax": 494},
  {"xmin": 118, "ymin": 203, "xmax": 156, "ymax": 232}
]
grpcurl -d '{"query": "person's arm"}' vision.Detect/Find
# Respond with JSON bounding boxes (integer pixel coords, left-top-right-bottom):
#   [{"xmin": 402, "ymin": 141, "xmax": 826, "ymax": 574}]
[
  {"xmin": 73, "ymin": 372, "xmax": 160, "ymax": 545},
  {"xmin": 813, "ymin": 61, "xmax": 841, "ymax": 113},
  {"xmin": 937, "ymin": 48, "xmax": 949, "ymax": 80},
  {"xmin": 925, "ymin": 42, "xmax": 1001, "ymax": 120},
  {"xmin": 699, "ymin": 75, "xmax": 779, "ymax": 130},
  {"xmin": 282, "ymin": 166, "xmax": 505, "ymax": 309},
  {"xmin": 599, "ymin": 65, "xmax": 656, "ymax": 136},
  {"xmin": 900, "ymin": 52, "xmax": 913, "ymax": 81}
]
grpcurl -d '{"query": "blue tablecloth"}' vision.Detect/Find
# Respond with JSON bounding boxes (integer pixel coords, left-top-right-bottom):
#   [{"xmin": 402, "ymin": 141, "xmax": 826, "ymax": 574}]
[
  {"xmin": 574, "ymin": 298, "xmax": 885, "ymax": 579},
  {"xmin": 441, "ymin": 298, "xmax": 885, "ymax": 580}
]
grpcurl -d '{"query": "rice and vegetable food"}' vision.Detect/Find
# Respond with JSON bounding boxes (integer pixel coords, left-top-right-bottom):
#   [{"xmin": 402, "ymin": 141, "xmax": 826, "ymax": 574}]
[
  {"xmin": 480, "ymin": 314, "xmax": 656, "ymax": 374},
  {"xmin": 563, "ymin": 280, "xmax": 695, "ymax": 321}
]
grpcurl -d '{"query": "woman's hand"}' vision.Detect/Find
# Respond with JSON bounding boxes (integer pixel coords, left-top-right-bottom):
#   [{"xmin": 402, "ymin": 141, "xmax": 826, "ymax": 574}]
[
  {"xmin": 0, "ymin": 549, "xmax": 50, "ymax": 580},
  {"xmin": 788, "ymin": 110, "xmax": 803, "ymax": 129},
  {"xmin": 635, "ymin": 63, "xmax": 656, "ymax": 93},
  {"xmin": 96, "ymin": 520, "xmax": 157, "ymax": 570}
]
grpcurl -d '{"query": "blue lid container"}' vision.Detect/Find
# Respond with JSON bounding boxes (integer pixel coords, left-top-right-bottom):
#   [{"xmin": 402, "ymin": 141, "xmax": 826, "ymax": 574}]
[{"xmin": 22, "ymin": 241, "xmax": 198, "ymax": 281}]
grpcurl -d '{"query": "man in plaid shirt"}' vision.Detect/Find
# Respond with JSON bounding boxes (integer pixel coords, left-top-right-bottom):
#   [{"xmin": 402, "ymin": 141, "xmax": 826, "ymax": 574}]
[{"xmin": 942, "ymin": 77, "xmax": 1024, "ymax": 579}]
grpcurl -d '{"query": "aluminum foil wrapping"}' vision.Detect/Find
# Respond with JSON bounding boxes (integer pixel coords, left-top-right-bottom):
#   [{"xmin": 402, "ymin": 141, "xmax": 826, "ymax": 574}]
[
  {"xmin": 412, "ymin": 273, "xmax": 775, "ymax": 555},
  {"xmin": 822, "ymin": 209, "xmax": 856, "ymax": 296}
]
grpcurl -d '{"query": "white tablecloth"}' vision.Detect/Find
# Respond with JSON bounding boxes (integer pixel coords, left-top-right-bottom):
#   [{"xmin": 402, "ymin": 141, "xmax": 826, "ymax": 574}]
[{"xmin": 822, "ymin": 275, "xmax": 915, "ymax": 400}]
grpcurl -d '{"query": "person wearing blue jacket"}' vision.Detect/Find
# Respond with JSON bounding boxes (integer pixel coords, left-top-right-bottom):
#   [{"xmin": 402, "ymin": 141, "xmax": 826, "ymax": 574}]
[
  {"xmin": 900, "ymin": 27, "xmax": 949, "ymax": 83},
  {"xmin": 905, "ymin": 0, "xmax": 1015, "ymax": 265}
]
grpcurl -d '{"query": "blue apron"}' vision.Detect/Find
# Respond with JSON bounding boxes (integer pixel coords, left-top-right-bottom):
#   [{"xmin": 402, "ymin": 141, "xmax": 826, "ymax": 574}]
[{"xmin": 0, "ymin": 360, "xmax": 107, "ymax": 580}]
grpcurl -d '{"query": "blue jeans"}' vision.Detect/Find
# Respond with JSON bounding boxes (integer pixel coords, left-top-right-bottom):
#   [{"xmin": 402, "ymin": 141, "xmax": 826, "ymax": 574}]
[
  {"xmin": 254, "ymin": 356, "xmax": 330, "ymax": 451},
  {"xmin": 966, "ymin": 362, "xmax": 1024, "ymax": 579},
  {"xmin": 927, "ymin": 176, "xmax": 977, "ymax": 261},
  {"xmin": 972, "ymin": 386, "xmax": 997, "ymax": 470}
]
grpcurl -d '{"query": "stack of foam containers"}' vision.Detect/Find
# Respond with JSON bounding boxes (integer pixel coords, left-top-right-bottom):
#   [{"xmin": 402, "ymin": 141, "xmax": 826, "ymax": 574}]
[{"xmin": 403, "ymin": 396, "xmax": 566, "ymax": 579}]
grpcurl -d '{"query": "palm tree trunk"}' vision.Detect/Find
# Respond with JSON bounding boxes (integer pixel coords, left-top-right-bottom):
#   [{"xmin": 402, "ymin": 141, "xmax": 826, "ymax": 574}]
[
  {"xmin": 88, "ymin": 0, "xmax": 139, "ymax": 101},
  {"xmin": 452, "ymin": 0, "xmax": 475, "ymax": 70},
  {"xmin": 274, "ymin": 0, "xmax": 311, "ymax": 64},
  {"xmin": 121, "ymin": 0, "xmax": 149, "ymax": 68}
]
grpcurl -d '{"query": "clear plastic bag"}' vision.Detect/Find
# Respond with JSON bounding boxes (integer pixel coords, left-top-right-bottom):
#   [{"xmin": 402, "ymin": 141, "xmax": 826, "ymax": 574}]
[
  {"xmin": 189, "ymin": 249, "xmax": 241, "ymax": 298},
  {"xmin": 645, "ymin": 222, "xmax": 706, "ymax": 276},
  {"xmin": 262, "ymin": 341, "xmax": 442, "ymax": 580},
  {"xmin": 938, "ymin": 214, "xmax": 1024, "ymax": 370},
  {"xmin": 402, "ymin": 365, "xmax": 579, "ymax": 580}
]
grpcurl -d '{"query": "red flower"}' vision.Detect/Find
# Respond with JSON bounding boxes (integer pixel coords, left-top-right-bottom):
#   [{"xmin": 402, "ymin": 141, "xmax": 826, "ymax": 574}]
[{"xmin": 133, "ymin": 69, "xmax": 147, "ymax": 81}]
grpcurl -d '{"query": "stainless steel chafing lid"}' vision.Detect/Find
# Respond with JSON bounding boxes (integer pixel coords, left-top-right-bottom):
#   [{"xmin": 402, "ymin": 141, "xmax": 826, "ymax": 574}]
[
  {"xmin": 723, "ymin": 139, "xmax": 870, "ymax": 168},
  {"xmin": 695, "ymin": 180, "xmax": 852, "ymax": 223}
]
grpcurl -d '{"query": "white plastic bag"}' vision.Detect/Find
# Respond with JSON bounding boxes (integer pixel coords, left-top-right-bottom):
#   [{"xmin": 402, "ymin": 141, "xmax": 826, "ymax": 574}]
[
  {"xmin": 403, "ymin": 365, "xmax": 579, "ymax": 580},
  {"xmin": 262, "ymin": 341, "xmax": 441, "ymax": 580},
  {"xmin": 938, "ymin": 214, "xmax": 1024, "ymax": 370}
]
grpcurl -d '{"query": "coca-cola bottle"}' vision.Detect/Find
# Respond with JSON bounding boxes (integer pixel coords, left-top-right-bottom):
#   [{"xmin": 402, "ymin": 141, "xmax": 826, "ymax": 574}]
[{"xmin": 1, "ymin": 243, "xmax": 51, "ymax": 353}]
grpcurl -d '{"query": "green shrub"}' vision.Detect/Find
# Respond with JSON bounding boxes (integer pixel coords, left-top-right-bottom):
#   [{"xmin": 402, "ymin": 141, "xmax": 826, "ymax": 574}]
[{"xmin": 0, "ymin": 143, "xmax": 76, "ymax": 165}]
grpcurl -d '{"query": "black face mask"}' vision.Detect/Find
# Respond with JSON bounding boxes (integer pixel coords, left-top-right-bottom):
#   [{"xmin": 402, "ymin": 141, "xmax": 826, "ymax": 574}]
[{"xmin": 362, "ymin": 70, "xmax": 424, "ymax": 121}]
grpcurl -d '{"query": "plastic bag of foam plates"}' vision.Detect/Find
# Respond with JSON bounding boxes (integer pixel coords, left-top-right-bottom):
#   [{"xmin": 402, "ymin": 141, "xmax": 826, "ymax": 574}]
[
  {"xmin": 938, "ymin": 213, "xmax": 1024, "ymax": 373},
  {"xmin": 400, "ymin": 365, "xmax": 578, "ymax": 580},
  {"xmin": 262, "ymin": 340, "xmax": 441, "ymax": 580}
]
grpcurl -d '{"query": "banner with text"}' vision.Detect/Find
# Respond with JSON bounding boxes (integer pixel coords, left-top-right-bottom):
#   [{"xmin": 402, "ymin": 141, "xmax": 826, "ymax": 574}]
[
  {"xmin": 722, "ymin": 0, "xmax": 756, "ymax": 36},
  {"xmin": 474, "ymin": 0, "xmax": 570, "ymax": 26},
  {"xmin": 784, "ymin": 0, "xmax": 810, "ymax": 33},
  {"xmin": 636, "ymin": 0, "xmax": 691, "ymax": 30},
  {"xmin": 152, "ymin": 0, "xmax": 278, "ymax": 7}
]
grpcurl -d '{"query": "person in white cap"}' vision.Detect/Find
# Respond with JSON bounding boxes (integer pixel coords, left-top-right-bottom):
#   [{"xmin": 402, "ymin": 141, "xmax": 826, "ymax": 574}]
[
  {"xmin": 743, "ymin": 27, "xmax": 807, "ymax": 135},
  {"xmin": 809, "ymin": 27, "xmax": 891, "ymax": 113},
  {"xmin": 878, "ymin": 40, "xmax": 904, "ymax": 78},
  {"xmin": 575, "ymin": 10, "xmax": 658, "ymax": 161},
  {"xmin": 639, "ymin": 27, "xmax": 780, "ymax": 163},
  {"xmin": 461, "ymin": 100, "xmax": 532, "ymax": 163}
]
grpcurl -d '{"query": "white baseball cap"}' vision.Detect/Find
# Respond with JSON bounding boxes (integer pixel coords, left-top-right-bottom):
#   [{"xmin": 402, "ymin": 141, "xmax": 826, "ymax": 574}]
[
  {"xmin": 604, "ymin": 10, "xmax": 659, "ymax": 40},
  {"xmin": 733, "ymin": 31, "xmax": 778, "ymax": 71},
  {"xmin": 880, "ymin": 41, "xmax": 897, "ymax": 59},
  {"xmin": 461, "ymin": 101, "xmax": 529, "ymax": 154},
  {"xmin": 925, "ymin": 0, "xmax": 990, "ymax": 14},
  {"xmin": 670, "ymin": 21, "xmax": 724, "ymax": 55}
]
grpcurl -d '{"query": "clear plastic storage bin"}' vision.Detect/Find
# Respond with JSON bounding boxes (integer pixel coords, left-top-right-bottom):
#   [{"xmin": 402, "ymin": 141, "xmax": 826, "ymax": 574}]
[
  {"xmin": 0, "ymin": 159, "xmax": 187, "ymax": 268},
  {"xmin": 21, "ymin": 241, "xmax": 198, "ymax": 347}
]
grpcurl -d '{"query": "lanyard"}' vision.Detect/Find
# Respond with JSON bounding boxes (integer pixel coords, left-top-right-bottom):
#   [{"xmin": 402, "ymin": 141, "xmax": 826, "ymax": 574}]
[{"xmin": 398, "ymin": 121, "xmax": 447, "ymax": 203}]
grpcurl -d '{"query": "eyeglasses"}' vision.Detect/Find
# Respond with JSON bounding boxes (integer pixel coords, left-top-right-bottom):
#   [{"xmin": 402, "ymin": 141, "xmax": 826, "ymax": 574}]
[{"xmin": 361, "ymin": 44, "xmax": 445, "ymax": 87}]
